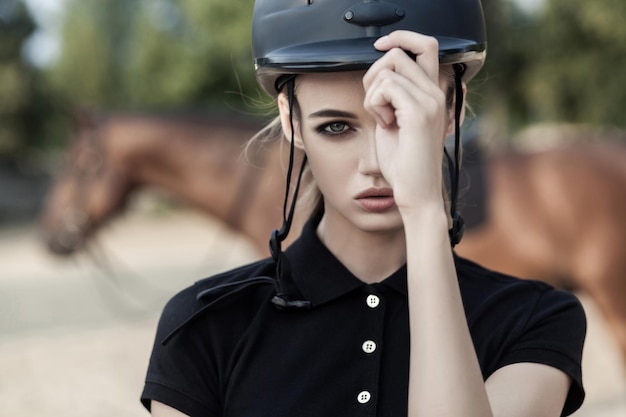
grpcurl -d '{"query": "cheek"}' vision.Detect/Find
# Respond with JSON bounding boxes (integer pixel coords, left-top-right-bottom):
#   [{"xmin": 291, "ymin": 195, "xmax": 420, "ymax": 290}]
[{"xmin": 305, "ymin": 148, "xmax": 351, "ymax": 194}]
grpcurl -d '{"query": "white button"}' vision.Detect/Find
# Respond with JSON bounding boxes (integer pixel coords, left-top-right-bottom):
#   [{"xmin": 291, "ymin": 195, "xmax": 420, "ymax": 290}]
[
  {"xmin": 357, "ymin": 390, "xmax": 371, "ymax": 404},
  {"xmin": 362, "ymin": 340, "xmax": 377, "ymax": 354},
  {"xmin": 366, "ymin": 294, "xmax": 380, "ymax": 308}
]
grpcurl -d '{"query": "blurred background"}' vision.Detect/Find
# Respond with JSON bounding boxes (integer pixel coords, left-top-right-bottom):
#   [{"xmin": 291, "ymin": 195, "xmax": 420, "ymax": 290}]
[{"xmin": 0, "ymin": 0, "xmax": 625, "ymax": 415}]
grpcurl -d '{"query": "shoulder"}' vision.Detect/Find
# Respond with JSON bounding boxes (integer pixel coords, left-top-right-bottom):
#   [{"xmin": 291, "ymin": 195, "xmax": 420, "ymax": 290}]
[
  {"xmin": 155, "ymin": 257, "xmax": 278, "ymax": 346},
  {"xmin": 455, "ymin": 255, "xmax": 585, "ymax": 319},
  {"xmin": 454, "ymin": 254, "xmax": 587, "ymax": 364},
  {"xmin": 455, "ymin": 256, "xmax": 587, "ymax": 414},
  {"xmin": 143, "ymin": 259, "xmax": 279, "ymax": 416},
  {"xmin": 454, "ymin": 255, "xmax": 586, "ymax": 339}
]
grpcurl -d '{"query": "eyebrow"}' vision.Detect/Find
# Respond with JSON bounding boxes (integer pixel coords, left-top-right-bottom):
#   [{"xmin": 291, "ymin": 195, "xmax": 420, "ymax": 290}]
[{"xmin": 308, "ymin": 109, "xmax": 358, "ymax": 119}]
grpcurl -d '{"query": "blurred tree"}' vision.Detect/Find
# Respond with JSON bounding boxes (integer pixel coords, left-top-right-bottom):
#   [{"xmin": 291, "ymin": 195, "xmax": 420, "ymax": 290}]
[
  {"xmin": 126, "ymin": 0, "xmax": 257, "ymax": 108},
  {"xmin": 48, "ymin": 0, "xmax": 138, "ymax": 107},
  {"xmin": 48, "ymin": 0, "xmax": 259, "ymax": 112},
  {"xmin": 0, "ymin": 0, "xmax": 51, "ymax": 162},
  {"xmin": 467, "ymin": 0, "xmax": 533, "ymax": 135},
  {"xmin": 475, "ymin": 0, "xmax": 626, "ymax": 134},
  {"xmin": 522, "ymin": 0, "xmax": 626, "ymax": 128}
]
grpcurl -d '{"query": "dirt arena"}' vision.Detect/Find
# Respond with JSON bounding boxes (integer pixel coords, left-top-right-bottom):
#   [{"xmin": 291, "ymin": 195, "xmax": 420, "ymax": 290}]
[{"xmin": 0, "ymin": 210, "xmax": 624, "ymax": 416}]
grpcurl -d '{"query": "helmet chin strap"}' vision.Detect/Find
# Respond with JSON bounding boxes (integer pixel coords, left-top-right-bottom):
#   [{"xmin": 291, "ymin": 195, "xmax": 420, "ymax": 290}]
[
  {"xmin": 446, "ymin": 63, "xmax": 466, "ymax": 247},
  {"xmin": 270, "ymin": 77, "xmax": 311, "ymax": 309},
  {"xmin": 270, "ymin": 76, "xmax": 306, "ymax": 247}
]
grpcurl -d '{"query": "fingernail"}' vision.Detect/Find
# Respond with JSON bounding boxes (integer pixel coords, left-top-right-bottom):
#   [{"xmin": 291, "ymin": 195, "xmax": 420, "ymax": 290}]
[{"xmin": 374, "ymin": 36, "xmax": 388, "ymax": 47}]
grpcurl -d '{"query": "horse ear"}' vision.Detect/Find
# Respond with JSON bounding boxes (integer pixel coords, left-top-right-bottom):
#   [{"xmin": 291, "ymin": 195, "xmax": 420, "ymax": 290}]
[{"xmin": 70, "ymin": 105, "xmax": 99, "ymax": 134}]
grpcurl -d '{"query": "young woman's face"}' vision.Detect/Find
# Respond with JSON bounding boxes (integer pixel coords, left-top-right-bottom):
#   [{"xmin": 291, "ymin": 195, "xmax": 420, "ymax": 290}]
[{"xmin": 279, "ymin": 71, "xmax": 406, "ymax": 234}]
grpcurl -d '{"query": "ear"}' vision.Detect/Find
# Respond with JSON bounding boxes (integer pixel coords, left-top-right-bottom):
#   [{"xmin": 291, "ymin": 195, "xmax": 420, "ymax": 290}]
[
  {"xmin": 445, "ymin": 83, "xmax": 467, "ymax": 137},
  {"xmin": 277, "ymin": 93, "xmax": 305, "ymax": 150}
]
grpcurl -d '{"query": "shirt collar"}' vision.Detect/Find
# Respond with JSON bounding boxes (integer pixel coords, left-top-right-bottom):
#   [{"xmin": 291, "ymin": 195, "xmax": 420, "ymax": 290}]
[{"xmin": 285, "ymin": 214, "xmax": 407, "ymax": 307}]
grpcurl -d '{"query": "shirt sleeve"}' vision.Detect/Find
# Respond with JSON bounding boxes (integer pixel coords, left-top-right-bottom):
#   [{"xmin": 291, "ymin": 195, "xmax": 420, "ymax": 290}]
[
  {"xmin": 141, "ymin": 286, "xmax": 222, "ymax": 417},
  {"xmin": 498, "ymin": 288, "xmax": 587, "ymax": 416}
]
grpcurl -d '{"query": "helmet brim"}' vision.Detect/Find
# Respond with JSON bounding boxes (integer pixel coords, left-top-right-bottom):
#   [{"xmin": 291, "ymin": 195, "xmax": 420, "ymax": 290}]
[{"xmin": 255, "ymin": 37, "xmax": 486, "ymax": 96}]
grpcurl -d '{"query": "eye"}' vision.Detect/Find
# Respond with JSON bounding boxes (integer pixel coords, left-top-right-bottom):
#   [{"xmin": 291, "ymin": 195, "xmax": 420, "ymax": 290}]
[{"xmin": 317, "ymin": 121, "xmax": 353, "ymax": 136}]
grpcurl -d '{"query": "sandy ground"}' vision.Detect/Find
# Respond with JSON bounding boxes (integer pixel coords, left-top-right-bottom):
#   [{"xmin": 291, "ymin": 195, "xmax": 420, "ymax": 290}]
[{"xmin": 0, "ymin": 210, "xmax": 624, "ymax": 416}]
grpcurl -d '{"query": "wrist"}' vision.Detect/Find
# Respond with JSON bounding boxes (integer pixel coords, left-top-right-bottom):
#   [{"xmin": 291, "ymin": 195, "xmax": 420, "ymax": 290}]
[{"xmin": 400, "ymin": 203, "xmax": 450, "ymax": 237}]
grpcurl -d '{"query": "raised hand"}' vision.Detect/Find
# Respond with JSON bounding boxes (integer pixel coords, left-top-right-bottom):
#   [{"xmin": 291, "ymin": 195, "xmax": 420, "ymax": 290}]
[{"xmin": 362, "ymin": 31, "xmax": 452, "ymax": 217}]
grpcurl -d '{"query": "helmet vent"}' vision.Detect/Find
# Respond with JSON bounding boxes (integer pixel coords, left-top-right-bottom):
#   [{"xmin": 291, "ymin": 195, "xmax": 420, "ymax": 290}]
[{"xmin": 343, "ymin": 1, "xmax": 405, "ymax": 27}]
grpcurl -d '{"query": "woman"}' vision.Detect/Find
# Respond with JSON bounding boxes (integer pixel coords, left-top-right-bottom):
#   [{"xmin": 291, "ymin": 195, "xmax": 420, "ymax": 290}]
[{"xmin": 142, "ymin": 1, "xmax": 586, "ymax": 416}]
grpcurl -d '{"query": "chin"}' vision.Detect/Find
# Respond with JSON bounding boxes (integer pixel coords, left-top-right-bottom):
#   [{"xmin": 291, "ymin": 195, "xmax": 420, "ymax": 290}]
[
  {"xmin": 351, "ymin": 211, "xmax": 404, "ymax": 234},
  {"xmin": 323, "ymin": 204, "xmax": 404, "ymax": 234}
]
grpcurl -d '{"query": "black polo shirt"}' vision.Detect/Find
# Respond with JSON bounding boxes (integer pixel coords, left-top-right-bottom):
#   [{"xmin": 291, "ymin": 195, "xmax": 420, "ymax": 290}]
[{"xmin": 142, "ymin": 217, "xmax": 586, "ymax": 417}]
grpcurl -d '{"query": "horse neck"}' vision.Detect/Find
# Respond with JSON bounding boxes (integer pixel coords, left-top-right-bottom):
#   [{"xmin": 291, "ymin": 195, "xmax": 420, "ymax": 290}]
[{"xmin": 105, "ymin": 114, "xmax": 261, "ymax": 223}]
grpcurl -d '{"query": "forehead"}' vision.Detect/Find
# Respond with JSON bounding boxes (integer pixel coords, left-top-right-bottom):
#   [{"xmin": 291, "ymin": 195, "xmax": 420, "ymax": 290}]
[{"xmin": 295, "ymin": 71, "xmax": 367, "ymax": 109}]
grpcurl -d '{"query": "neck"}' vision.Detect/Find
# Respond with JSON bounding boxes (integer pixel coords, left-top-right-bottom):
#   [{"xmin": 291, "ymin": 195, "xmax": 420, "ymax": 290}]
[{"xmin": 316, "ymin": 213, "xmax": 406, "ymax": 284}]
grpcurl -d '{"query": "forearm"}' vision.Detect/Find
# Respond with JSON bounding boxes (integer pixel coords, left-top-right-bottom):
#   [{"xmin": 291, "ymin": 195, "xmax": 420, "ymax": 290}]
[{"xmin": 404, "ymin": 208, "xmax": 492, "ymax": 417}]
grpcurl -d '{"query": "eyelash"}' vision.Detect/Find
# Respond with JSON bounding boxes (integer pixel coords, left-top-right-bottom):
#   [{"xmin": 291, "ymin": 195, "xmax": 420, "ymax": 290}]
[{"xmin": 315, "ymin": 121, "xmax": 355, "ymax": 137}]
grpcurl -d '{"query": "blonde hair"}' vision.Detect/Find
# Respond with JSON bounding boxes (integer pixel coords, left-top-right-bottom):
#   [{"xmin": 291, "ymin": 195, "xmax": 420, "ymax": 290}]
[{"xmin": 244, "ymin": 114, "xmax": 322, "ymax": 221}]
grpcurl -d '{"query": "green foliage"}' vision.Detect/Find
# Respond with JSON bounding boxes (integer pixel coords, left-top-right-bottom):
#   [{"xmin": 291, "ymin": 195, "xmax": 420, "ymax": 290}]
[
  {"xmin": 467, "ymin": 0, "xmax": 533, "ymax": 127},
  {"xmin": 126, "ymin": 0, "xmax": 257, "ymax": 107},
  {"xmin": 0, "ymin": 0, "xmax": 52, "ymax": 160},
  {"xmin": 48, "ymin": 0, "xmax": 260, "ymax": 111},
  {"xmin": 521, "ymin": 0, "xmax": 626, "ymax": 128},
  {"xmin": 477, "ymin": 0, "xmax": 626, "ymax": 132},
  {"xmin": 48, "ymin": 0, "xmax": 138, "ymax": 107}
]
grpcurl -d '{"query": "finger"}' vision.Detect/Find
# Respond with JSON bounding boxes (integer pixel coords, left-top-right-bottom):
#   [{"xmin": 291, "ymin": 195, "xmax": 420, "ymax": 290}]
[
  {"xmin": 363, "ymin": 70, "xmax": 408, "ymax": 128},
  {"xmin": 363, "ymin": 48, "xmax": 442, "ymax": 108},
  {"xmin": 364, "ymin": 69, "xmax": 445, "ymax": 130},
  {"xmin": 373, "ymin": 30, "xmax": 440, "ymax": 83},
  {"xmin": 363, "ymin": 47, "xmax": 431, "ymax": 92}
]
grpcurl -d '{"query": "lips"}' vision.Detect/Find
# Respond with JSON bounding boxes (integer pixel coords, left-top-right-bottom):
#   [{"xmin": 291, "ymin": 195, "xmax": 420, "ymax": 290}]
[{"xmin": 355, "ymin": 188, "xmax": 396, "ymax": 212}]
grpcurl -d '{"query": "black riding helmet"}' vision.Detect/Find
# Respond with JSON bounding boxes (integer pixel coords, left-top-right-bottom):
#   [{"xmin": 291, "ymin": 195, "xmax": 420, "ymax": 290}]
[{"xmin": 253, "ymin": 0, "xmax": 487, "ymax": 97}]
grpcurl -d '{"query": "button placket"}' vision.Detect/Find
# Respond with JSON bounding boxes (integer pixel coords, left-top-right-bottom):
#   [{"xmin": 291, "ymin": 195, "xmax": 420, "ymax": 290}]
[{"xmin": 355, "ymin": 291, "xmax": 384, "ymax": 412}]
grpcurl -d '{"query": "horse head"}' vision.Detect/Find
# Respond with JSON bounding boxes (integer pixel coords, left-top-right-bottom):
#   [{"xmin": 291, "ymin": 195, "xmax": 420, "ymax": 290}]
[{"xmin": 39, "ymin": 112, "xmax": 134, "ymax": 255}]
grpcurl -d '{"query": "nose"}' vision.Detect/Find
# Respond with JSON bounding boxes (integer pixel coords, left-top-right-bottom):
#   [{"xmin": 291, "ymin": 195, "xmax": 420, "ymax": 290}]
[{"xmin": 358, "ymin": 131, "xmax": 383, "ymax": 177}]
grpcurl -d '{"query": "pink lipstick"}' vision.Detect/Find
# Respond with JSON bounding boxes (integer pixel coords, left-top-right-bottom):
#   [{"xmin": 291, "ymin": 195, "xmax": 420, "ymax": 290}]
[{"xmin": 355, "ymin": 188, "xmax": 395, "ymax": 213}]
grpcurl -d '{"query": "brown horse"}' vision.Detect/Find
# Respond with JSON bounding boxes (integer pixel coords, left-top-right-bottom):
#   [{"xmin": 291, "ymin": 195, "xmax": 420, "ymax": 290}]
[
  {"xmin": 39, "ymin": 111, "xmax": 299, "ymax": 257},
  {"xmin": 40, "ymin": 113, "xmax": 626, "ymax": 360},
  {"xmin": 455, "ymin": 140, "xmax": 626, "ymax": 357}
]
